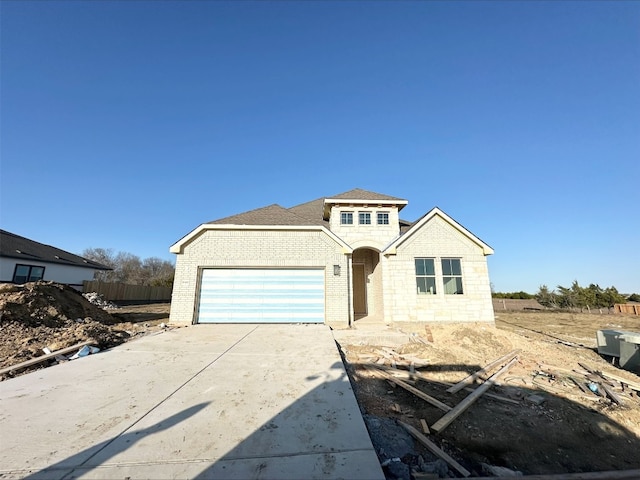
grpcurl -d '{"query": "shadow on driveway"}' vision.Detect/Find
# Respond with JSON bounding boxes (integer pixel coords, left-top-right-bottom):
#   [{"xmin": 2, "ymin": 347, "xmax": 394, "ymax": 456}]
[{"xmin": 27, "ymin": 403, "xmax": 210, "ymax": 480}]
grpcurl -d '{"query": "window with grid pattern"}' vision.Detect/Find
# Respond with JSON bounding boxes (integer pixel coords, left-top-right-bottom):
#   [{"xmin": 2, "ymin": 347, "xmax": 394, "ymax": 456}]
[
  {"xmin": 442, "ymin": 258, "xmax": 463, "ymax": 294},
  {"xmin": 340, "ymin": 212, "xmax": 353, "ymax": 225},
  {"xmin": 415, "ymin": 258, "xmax": 436, "ymax": 294},
  {"xmin": 358, "ymin": 212, "xmax": 371, "ymax": 225}
]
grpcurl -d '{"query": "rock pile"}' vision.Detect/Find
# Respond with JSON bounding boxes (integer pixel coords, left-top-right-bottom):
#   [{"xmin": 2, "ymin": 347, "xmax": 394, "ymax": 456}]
[{"xmin": 82, "ymin": 291, "xmax": 119, "ymax": 310}]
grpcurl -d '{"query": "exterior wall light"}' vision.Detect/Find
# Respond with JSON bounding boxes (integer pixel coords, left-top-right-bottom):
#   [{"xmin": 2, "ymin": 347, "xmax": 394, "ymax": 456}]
[{"xmin": 333, "ymin": 265, "xmax": 341, "ymax": 276}]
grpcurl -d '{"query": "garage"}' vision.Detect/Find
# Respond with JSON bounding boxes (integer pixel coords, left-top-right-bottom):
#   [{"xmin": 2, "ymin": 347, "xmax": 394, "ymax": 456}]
[{"xmin": 196, "ymin": 268, "xmax": 325, "ymax": 324}]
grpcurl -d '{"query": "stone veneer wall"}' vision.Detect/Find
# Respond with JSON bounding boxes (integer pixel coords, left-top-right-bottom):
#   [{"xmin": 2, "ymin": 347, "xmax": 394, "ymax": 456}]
[
  {"xmin": 383, "ymin": 216, "xmax": 494, "ymax": 323},
  {"xmin": 329, "ymin": 205, "xmax": 400, "ymax": 251}
]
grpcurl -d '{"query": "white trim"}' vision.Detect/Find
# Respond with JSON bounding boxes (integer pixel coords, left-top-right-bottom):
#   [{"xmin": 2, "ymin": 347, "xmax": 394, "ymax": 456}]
[
  {"xmin": 170, "ymin": 224, "xmax": 353, "ymax": 254},
  {"xmin": 339, "ymin": 211, "xmax": 355, "ymax": 226},
  {"xmin": 324, "ymin": 198, "xmax": 408, "ymax": 206},
  {"xmin": 323, "ymin": 198, "xmax": 408, "ymax": 219},
  {"xmin": 383, "ymin": 207, "xmax": 494, "ymax": 256}
]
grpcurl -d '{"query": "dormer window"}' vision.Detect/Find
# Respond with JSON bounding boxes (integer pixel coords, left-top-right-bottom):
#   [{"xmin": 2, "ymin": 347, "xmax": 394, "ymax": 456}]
[
  {"xmin": 340, "ymin": 212, "xmax": 353, "ymax": 225},
  {"xmin": 358, "ymin": 212, "xmax": 371, "ymax": 225},
  {"xmin": 377, "ymin": 212, "xmax": 389, "ymax": 225}
]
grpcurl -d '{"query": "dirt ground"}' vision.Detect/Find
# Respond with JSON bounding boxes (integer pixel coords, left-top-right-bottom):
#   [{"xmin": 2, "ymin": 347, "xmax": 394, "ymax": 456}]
[
  {"xmin": 0, "ymin": 282, "xmax": 171, "ymax": 379},
  {"xmin": 340, "ymin": 310, "xmax": 640, "ymax": 477},
  {"xmin": 2, "ymin": 285, "xmax": 640, "ymax": 477}
]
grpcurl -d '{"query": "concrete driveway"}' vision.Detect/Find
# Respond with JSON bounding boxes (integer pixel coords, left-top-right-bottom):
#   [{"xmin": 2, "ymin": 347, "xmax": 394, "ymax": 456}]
[{"xmin": 0, "ymin": 324, "xmax": 384, "ymax": 480}]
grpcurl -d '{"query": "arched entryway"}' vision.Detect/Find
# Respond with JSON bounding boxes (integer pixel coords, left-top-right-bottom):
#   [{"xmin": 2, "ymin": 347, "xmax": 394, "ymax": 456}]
[{"xmin": 352, "ymin": 248, "xmax": 383, "ymax": 321}]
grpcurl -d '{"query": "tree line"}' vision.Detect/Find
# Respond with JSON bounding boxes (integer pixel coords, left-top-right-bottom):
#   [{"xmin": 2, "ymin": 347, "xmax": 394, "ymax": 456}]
[
  {"xmin": 82, "ymin": 248, "xmax": 175, "ymax": 287},
  {"xmin": 492, "ymin": 291, "xmax": 535, "ymax": 299},
  {"xmin": 536, "ymin": 282, "xmax": 631, "ymax": 310},
  {"xmin": 493, "ymin": 282, "xmax": 640, "ymax": 310}
]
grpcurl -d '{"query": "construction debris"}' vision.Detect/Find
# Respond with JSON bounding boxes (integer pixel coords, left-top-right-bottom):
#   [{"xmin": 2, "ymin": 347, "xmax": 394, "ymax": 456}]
[
  {"xmin": 431, "ymin": 356, "xmax": 519, "ymax": 433},
  {"xmin": 447, "ymin": 349, "xmax": 521, "ymax": 394},
  {"xmin": 399, "ymin": 421, "xmax": 471, "ymax": 477},
  {"xmin": 364, "ymin": 365, "xmax": 452, "ymax": 412},
  {"xmin": 341, "ymin": 310, "xmax": 640, "ymax": 477},
  {"xmin": 0, "ymin": 281, "xmax": 170, "ymax": 380},
  {"xmin": 0, "ymin": 340, "xmax": 97, "ymax": 376},
  {"xmin": 82, "ymin": 291, "xmax": 119, "ymax": 309}
]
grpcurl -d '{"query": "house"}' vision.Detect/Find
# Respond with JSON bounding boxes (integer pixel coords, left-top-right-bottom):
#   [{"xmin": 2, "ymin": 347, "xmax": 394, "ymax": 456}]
[
  {"xmin": 169, "ymin": 188, "xmax": 494, "ymax": 327},
  {"xmin": 0, "ymin": 229, "xmax": 111, "ymax": 290}
]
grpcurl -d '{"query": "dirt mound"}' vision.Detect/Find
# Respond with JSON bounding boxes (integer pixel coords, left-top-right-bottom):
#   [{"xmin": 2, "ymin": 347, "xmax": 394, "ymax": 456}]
[
  {"xmin": 0, "ymin": 282, "xmax": 131, "ymax": 377},
  {"xmin": 0, "ymin": 281, "xmax": 117, "ymax": 327}
]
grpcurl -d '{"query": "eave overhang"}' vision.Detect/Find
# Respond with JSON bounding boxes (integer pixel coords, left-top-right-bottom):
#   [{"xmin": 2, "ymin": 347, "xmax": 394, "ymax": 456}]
[
  {"xmin": 170, "ymin": 224, "xmax": 353, "ymax": 255},
  {"xmin": 322, "ymin": 198, "xmax": 409, "ymax": 220}
]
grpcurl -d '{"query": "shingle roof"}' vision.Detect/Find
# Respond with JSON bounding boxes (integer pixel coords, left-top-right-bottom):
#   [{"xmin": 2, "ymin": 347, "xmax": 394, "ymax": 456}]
[
  {"xmin": 0, "ymin": 230, "xmax": 112, "ymax": 270},
  {"xmin": 287, "ymin": 197, "xmax": 329, "ymax": 227},
  {"xmin": 207, "ymin": 189, "xmax": 408, "ymax": 226},
  {"xmin": 207, "ymin": 204, "xmax": 319, "ymax": 226},
  {"xmin": 399, "ymin": 219, "xmax": 413, "ymax": 235},
  {"xmin": 327, "ymin": 188, "xmax": 406, "ymax": 202}
]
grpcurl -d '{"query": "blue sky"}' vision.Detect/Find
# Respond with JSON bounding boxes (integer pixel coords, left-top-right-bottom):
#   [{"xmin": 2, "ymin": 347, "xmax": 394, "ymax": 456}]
[{"xmin": 1, "ymin": 1, "xmax": 639, "ymax": 294}]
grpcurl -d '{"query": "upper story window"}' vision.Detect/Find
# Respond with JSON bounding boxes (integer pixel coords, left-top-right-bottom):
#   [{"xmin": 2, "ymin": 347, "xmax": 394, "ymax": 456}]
[
  {"xmin": 442, "ymin": 258, "xmax": 463, "ymax": 294},
  {"xmin": 358, "ymin": 212, "xmax": 371, "ymax": 225},
  {"xmin": 415, "ymin": 258, "xmax": 436, "ymax": 294},
  {"xmin": 13, "ymin": 264, "xmax": 45, "ymax": 284},
  {"xmin": 377, "ymin": 212, "xmax": 389, "ymax": 225},
  {"xmin": 340, "ymin": 212, "xmax": 353, "ymax": 225}
]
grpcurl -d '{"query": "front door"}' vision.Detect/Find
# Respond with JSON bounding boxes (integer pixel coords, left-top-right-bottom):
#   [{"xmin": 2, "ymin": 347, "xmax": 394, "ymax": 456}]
[{"xmin": 353, "ymin": 263, "xmax": 367, "ymax": 316}]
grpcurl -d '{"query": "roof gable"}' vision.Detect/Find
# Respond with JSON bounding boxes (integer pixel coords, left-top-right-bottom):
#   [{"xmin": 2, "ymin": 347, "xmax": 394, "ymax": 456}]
[
  {"xmin": 383, "ymin": 208, "xmax": 494, "ymax": 256},
  {"xmin": 0, "ymin": 230, "xmax": 112, "ymax": 270}
]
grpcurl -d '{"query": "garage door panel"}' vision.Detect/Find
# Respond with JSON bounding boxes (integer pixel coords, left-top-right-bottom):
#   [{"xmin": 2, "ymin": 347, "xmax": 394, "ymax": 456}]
[{"xmin": 197, "ymin": 269, "xmax": 325, "ymax": 324}]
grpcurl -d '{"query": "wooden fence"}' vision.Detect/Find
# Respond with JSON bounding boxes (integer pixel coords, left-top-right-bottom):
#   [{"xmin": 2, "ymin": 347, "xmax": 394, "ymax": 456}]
[
  {"xmin": 614, "ymin": 304, "xmax": 640, "ymax": 315},
  {"xmin": 492, "ymin": 298, "xmax": 546, "ymax": 311},
  {"xmin": 83, "ymin": 281, "xmax": 172, "ymax": 302}
]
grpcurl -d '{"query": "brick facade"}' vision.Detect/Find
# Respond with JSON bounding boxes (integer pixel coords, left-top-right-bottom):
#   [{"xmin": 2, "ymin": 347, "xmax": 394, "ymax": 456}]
[{"xmin": 169, "ymin": 228, "xmax": 350, "ymax": 327}]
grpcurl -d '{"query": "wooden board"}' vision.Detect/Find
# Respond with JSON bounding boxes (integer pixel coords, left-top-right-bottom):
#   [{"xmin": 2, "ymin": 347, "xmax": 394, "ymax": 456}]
[
  {"xmin": 601, "ymin": 384, "xmax": 624, "ymax": 405},
  {"xmin": 365, "ymin": 366, "xmax": 452, "ymax": 412},
  {"xmin": 598, "ymin": 372, "xmax": 640, "ymax": 392},
  {"xmin": 447, "ymin": 349, "xmax": 521, "ymax": 394},
  {"xmin": 399, "ymin": 421, "xmax": 470, "ymax": 477},
  {"xmin": 415, "ymin": 371, "xmax": 521, "ymax": 406},
  {"xmin": 0, "ymin": 340, "xmax": 97, "ymax": 375},
  {"xmin": 432, "ymin": 357, "xmax": 519, "ymax": 433},
  {"xmin": 420, "ymin": 418, "xmax": 430, "ymax": 434}
]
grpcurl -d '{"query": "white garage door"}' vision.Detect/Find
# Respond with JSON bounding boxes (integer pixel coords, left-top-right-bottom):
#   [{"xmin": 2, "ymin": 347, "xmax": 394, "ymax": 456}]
[{"xmin": 197, "ymin": 268, "xmax": 325, "ymax": 324}]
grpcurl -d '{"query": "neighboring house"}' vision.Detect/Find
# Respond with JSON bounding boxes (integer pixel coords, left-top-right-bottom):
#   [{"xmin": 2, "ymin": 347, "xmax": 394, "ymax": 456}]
[
  {"xmin": 169, "ymin": 188, "xmax": 495, "ymax": 328},
  {"xmin": 0, "ymin": 229, "xmax": 111, "ymax": 290}
]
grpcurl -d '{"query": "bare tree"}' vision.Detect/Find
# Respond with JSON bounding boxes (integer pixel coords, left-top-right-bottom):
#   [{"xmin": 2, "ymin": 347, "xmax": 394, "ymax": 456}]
[
  {"xmin": 82, "ymin": 248, "xmax": 174, "ymax": 287},
  {"xmin": 82, "ymin": 248, "xmax": 116, "ymax": 282},
  {"xmin": 141, "ymin": 257, "xmax": 175, "ymax": 287}
]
